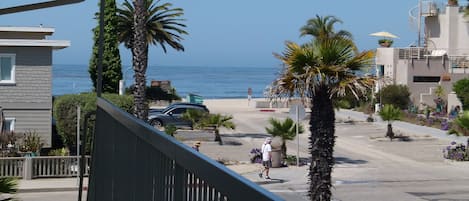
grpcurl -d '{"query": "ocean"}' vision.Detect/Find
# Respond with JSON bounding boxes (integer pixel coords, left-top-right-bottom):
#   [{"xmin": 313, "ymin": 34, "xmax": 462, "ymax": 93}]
[{"xmin": 52, "ymin": 64, "xmax": 279, "ymax": 99}]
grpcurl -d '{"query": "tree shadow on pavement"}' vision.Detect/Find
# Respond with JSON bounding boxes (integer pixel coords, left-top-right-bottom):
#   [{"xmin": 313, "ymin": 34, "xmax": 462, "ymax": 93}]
[
  {"xmin": 224, "ymin": 133, "xmax": 271, "ymax": 139},
  {"xmin": 335, "ymin": 156, "xmax": 368, "ymax": 165}
]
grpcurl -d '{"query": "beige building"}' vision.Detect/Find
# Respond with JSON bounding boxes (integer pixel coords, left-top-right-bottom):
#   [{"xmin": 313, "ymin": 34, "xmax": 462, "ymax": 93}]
[
  {"xmin": 0, "ymin": 26, "xmax": 69, "ymax": 147},
  {"xmin": 375, "ymin": 1, "xmax": 469, "ymax": 112}
]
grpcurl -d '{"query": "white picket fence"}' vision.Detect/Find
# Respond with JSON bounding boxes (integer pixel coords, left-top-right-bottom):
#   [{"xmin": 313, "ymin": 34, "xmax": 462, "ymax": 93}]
[{"xmin": 0, "ymin": 156, "xmax": 91, "ymax": 180}]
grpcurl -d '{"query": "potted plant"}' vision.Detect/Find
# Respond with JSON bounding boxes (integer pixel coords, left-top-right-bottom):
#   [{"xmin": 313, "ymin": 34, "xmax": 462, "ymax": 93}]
[{"xmin": 379, "ymin": 39, "xmax": 393, "ymax": 47}]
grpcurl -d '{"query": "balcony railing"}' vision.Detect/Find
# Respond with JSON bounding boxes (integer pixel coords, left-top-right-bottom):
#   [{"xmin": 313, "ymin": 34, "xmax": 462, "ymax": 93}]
[{"xmin": 87, "ymin": 98, "xmax": 282, "ymax": 201}]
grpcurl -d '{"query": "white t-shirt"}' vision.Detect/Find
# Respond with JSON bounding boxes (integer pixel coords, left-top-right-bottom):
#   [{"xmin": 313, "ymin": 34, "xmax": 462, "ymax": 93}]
[{"xmin": 261, "ymin": 143, "xmax": 272, "ymax": 161}]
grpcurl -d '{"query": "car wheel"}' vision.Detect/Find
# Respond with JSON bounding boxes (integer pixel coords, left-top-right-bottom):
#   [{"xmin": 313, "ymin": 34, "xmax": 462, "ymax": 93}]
[{"xmin": 151, "ymin": 119, "xmax": 164, "ymax": 130}]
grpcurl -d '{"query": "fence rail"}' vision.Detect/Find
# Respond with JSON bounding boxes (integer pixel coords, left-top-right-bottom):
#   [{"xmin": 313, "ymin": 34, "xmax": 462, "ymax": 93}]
[
  {"xmin": 87, "ymin": 98, "xmax": 282, "ymax": 201},
  {"xmin": 0, "ymin": 156, "xmax": 91, "ymax": 179}
]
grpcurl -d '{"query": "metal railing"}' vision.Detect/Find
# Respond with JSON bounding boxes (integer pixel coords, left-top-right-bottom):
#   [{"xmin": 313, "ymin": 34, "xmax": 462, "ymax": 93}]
[
  {"xmin": 0, "ymin": 156, "xmax": 91, "ymax": 179},
  {"xmin": 87, "ymin": 98, "xmax": 282, "ymax": 201},
  {"xmin": 398, "ymin": 47, "xmax": 427, "ymax": 59}
]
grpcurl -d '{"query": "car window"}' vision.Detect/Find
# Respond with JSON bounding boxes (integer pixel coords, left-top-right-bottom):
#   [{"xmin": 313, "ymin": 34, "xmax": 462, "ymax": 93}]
[{"xmin": 170, "ymin": 108, "xmax": 186, "ymax": 115}]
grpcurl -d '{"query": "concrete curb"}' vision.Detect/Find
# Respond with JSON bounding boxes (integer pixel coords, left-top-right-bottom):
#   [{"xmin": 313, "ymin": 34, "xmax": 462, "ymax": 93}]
[{"xmin": 18, "ymin": 187, "xmax": 87, "ymax": 193}]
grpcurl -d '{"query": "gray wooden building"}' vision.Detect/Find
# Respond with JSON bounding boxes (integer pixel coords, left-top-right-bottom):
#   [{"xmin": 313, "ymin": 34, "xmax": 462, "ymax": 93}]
[{"xmin": 0, "ymin": 26, "xmax": 69, "ymax": 147}]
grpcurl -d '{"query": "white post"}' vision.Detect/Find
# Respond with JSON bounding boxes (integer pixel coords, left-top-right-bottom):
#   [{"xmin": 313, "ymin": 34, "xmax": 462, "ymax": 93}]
[
  {"xmin": 76, "ymin": 105, "xmax": 80, "ymax": 185},
  {"xmin": 119, "ymin": 80, "xmax": 125, "ymax": 95},
  {"xmin": 296, "ymin": 105, "xmax": 300, "ymax": 167}
]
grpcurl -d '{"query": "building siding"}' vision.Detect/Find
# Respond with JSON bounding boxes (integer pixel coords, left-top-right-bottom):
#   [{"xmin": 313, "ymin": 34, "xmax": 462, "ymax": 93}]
[
  {"xmin": 0, "ymin": 46, "xmax": 53, "ymax": 148},
  {"xmin": 3, "ymin": 109, "xmax": 52, "ymax": 147}
]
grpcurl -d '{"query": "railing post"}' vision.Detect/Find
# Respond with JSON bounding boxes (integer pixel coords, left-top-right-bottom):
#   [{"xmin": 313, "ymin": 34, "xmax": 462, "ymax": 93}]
[
  {"xmin": 174, "ymin": 164, "xmax": 185, "ymax": 201},
  {"xmin": 23, "ymin": 157, "xmax": 33, "ymax": 180}
]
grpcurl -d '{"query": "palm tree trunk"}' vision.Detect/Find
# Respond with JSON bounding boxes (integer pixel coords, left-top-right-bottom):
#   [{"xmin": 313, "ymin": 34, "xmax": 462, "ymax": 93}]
[
  {"xmin": 281, "ymin": 141, "xmax": 287, "ymax": 163},
  {"xmin": 309, "ymin": 85, "xmax": 335, "ymax": 201},
  {"xmin": 132, "ymin": 0, "xmax": 149, "ymax": 120},
  {"xmin": 386, "ymin": 123, "xmax": 394, "ymax": 141},
  {"xmin": 214, "ymin": 129, "xmax": 223, "ymax": 145}
]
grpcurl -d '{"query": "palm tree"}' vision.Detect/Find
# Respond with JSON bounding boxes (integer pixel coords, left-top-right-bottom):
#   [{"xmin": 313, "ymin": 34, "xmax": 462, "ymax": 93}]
[
  {"xmin": 182, "ymin": 109, "xmax": 209, "ymax": 130},
  {"xmin": 300, "ymin": 15, "xmax": 352, "ymax": 42},
  {"xmin": 0, "ymin": 177, "xmax": 17, "ymax": 200},
  {"xmin": 201, "ymin": 114, "xmax": 236, "ymax": 145},
  {"xmin": 270, "ymin": 29, "xmax": 374, "ymax": 200},
  {"xmin": 379, "ymin": 104, "xmax": 401, "ymax": 140},
  {"xmin": 117, "ymin": 0, "xmax": 187, "ymax": 120},
  {"xmin": 265, "ymin": 117, "xmax": 304, "ymax": 163}
]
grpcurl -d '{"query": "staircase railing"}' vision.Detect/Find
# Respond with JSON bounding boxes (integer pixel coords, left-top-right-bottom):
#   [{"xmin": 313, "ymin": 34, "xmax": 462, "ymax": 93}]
[{"xmin": 87, "ymin": 98, "xmax": 282, "ymax": 201}]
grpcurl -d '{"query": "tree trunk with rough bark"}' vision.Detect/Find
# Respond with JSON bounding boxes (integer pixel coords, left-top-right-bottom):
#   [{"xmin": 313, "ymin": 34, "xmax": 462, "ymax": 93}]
[
  {"xmin": 132, "ymin": 0, "xmax": 149, "ymax": 121},
  {"xmin": 308, "ymin": 84, "xmax": 335, "ymax": 201}
]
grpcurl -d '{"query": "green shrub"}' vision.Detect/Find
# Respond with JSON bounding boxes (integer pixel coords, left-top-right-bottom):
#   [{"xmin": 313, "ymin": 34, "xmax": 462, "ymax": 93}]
[
  {"xmin": 164, "ymin": 124, "xmax": 177, "ymax": 136},
  {"xmin": 377, "ymin": 84, "xmax": 411, "ymax": 110},
  {"xmin": 453, "ymin": 78, "xmax": 469, "ymax": 110},
  {"xmin": 125, "ymin": 85, "xmax": 181, "ymax": 101},
  {"xmin": 53, "ymin": 93, "xmax": 133, "ymax": 154},
  {"xmin": 19, "ymin": 130, "xmax": 44, "ymax": 154},
  {"xmin": 336, "ymin": 100, "xmax": 352, "ymax": 109},
  {"xmin": 48, "ymin": 147, "xmax": 70, "ymax": 156}
]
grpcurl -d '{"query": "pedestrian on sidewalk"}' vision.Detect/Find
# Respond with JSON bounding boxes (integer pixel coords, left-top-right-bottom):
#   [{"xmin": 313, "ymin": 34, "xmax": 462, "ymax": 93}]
[
  {"xmin": 259, "ymin": 137, "xmax": 272, "ymax": 179},
  {"xmin": 192, "ymin": 141, "xmax": 201, "ymax": 152}
]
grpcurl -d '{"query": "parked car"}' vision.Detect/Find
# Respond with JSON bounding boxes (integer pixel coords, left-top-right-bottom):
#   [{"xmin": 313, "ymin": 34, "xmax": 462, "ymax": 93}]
[
  {"xmin": 148, "ymin": 104, "xmax": 209, "ymax": 129},
  {"xmin": 148, "ymin": 102, "xmax": 209, "ymax": 115}
]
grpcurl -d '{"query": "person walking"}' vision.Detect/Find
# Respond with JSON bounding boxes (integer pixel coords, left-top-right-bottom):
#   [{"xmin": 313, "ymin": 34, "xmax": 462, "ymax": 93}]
[
  {"xmin": 247, "ymin": 87, "xmax": 253, "ymax": 106},
  {"xmin": 259, "ymin": 137, "xmax": 272, "ymax": 179}
]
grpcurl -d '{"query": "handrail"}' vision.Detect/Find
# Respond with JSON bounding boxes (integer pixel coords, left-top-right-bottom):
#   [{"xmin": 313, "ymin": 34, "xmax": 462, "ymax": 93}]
[{"xmin": 87, "ymin": 98, "xmax": 282, "ymax": 201}]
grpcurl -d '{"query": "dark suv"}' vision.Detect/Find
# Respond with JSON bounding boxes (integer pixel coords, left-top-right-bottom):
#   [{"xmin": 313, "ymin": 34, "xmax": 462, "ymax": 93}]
[{"xmin": 148, "ymin": 104, "xmax": 209, "ymax": 129}]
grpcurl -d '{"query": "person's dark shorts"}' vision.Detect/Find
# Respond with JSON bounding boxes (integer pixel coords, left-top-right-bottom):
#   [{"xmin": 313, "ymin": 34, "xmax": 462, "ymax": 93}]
[{"xmin": 262, "ymin": 160, "xmax": 271, "ymax": 168}]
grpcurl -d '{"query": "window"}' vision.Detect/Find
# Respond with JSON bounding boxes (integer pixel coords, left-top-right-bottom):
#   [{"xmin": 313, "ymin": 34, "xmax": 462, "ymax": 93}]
[
  {"xmin": 0, "ymin": 54, "xmax": 15, "ymax": 84},
  {"xmin": 413, "ymin": 76, "xmax": 440, "ymax": 83},
  {"xmin": 3, "ymin": 118, "xmax": 15, "ymax": 132}
]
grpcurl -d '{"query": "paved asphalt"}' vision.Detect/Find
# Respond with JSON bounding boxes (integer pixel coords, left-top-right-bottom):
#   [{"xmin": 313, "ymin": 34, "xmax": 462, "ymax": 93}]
[{"xmin": 13, "ymin": 105, "xmax": 469, "ymax": 201}]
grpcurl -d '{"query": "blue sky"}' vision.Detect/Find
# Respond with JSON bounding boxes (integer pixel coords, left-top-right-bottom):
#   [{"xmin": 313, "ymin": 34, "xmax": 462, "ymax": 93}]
[{"xmin": 2, "ymin": 0, "xmax": 435, "ymax": 67}]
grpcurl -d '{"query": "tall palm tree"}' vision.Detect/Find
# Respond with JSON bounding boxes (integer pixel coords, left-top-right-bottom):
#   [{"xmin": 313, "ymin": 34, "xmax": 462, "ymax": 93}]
[
  {"xmin": 300, "ymin": 15, "xmax": 352, "ymax": 42},
  {"xmin": 265, "ymin": 117, "xmax": 304, "ymax": 163},
  {"xmin": 271, "ymin": 36, "xmax": 374, "ymax": 200},
  {"xmin": 118, "ymin": 0, "xmax": 187, "ymax": 120},
  {"xmin": 378, "ymin": 104, "xmax": 401, "ymax": 140}
]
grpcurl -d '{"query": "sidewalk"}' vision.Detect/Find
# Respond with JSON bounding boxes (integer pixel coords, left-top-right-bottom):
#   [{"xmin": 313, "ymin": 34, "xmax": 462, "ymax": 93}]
[
  {"xmin": 17, "ymin": 177, "xmax": 87, "ymax": 193},
  {"xmin": 335, "ymin": 109, "xmax": 469, "ymax": 144}
]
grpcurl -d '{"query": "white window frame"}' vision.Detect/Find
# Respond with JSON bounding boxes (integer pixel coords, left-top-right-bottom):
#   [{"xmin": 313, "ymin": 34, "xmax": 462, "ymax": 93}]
[
  {"xmin": 4, "ymin": 117, "xmax": 15, "ymax": 132},
  {"xmin": 0, "ymin": 54, "xmax": 16, "ymax": 84}
]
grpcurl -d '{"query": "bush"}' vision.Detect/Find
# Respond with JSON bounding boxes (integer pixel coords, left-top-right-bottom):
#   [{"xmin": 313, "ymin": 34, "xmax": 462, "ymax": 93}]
[
  {"xmin": 249, "ymin": 148, "xmax": 262, "ymax": 163},
  {"xmin": 125, "ymin": 85, "xmax": 181, "ymax": 101},
  {"xmin": 443, "ymin": 141, "xmax": 469, "ymax": 161},
  {"xmin": 18, "ymin": 130, "xmax": 44, "ymax": 154},
  {"xmin": 376, "ymin": 84, "xmax": 411, "ymax": 110},
  {"xmin": 453, "ymin": 78, "xmax": 469, "ymax": 110},
  {"xmin": 53, "ymin": 93, "xmax": 133, "ymax": 154},
  {"xmin": 337, "ymin": 100, "xmax": 352, "ymax": 109},
  {"xmin": 48, "ymin": 147, "xmax": 70, "ymax": 156}
]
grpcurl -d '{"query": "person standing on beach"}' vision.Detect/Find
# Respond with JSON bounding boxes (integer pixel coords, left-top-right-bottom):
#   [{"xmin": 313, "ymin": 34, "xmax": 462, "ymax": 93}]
[
  {"xmin": 259, "ymin": 137, "xmax": 272, "ymax": 179},
  {"xmin": 247, "ymin": 87, "xmax": 253, "ymax": 106}
]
